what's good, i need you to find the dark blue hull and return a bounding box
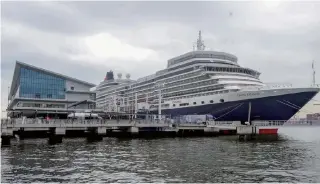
[152,91,318,121]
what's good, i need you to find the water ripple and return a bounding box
[2,127,320,183]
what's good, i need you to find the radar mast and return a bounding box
[196,30,206,51]
[312,60,316,86]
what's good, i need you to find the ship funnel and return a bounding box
[105,70,114,81]
[117,73,122,79]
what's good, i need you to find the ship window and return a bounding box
[71,86,74,90]
[201,101,205,104]
[193,102,196,105]
[220,99,224,103]
[210,100,213,103]
[180,103,189,107]
[173,104,176,107]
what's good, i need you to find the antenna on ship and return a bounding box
[196,30,206,51]
[312,60,316,87]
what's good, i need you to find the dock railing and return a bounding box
[252,120,320,126]
[2,117,319,129]
[1,114,174,128]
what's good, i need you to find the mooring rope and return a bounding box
[276,100,314,114]
[214,103,244,120]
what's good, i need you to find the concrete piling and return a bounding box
[128,127,139,136]
[86,127,106,142]
[1,125,13,147]
[48,127,65,145]
[1,136,11,147]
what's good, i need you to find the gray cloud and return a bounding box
[1,1,320,117]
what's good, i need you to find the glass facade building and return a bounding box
[19,67,66,99]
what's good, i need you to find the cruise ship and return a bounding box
[95,31,320,122]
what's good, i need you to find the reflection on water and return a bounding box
[2,127,320,183]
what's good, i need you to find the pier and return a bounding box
[2,115,313,146]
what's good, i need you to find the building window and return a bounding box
[47,94,52,98]
[90,94,95,100]
[22,103,32,107]
[35,93,41,98]
[71,86,74,90]
[19,67,66,99]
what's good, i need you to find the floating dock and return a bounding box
[0,117,287,147]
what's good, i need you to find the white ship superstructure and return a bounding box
[95,31,320,122]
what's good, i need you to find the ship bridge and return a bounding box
[167,50,239,68]
[166,31,238,69]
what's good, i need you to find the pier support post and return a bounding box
[48,127,65,145]
[17,128,25,140]
[239,134,256,141]
[48,135,63,144]
[177,129,184,137]
[129,127,139,137]
[1,126,13,147]
[204,127,216,136]
[239,135,245,141]
[86,127,106,142]
[1,136,11,147]
[237,125,256,141]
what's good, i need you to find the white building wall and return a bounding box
[68,104,93,109]
[15,87,19,98]
[66,93,92,102]
[295,101,320,118]
[65,80,92,91]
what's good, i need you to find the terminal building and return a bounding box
[7,61,97,118]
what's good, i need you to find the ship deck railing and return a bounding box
[239,83,293,91]
[240,83,320,91]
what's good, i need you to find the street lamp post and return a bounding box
[7,86,10,109]
[134,93,138,119]
[158,88,161,119]
[155,83,165,120]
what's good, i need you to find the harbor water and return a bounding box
[2,126,320,183]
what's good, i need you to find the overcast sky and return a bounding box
[1,1,320,117]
